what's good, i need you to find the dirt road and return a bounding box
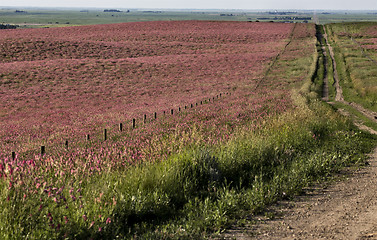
[248,147,377,240]
[250,26,377,240]
[220,26,377,240]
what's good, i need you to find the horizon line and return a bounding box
[1,6,377,11]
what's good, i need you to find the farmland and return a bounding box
[0,8,317,28]
[1,20,376,239]
[0,21,294,160]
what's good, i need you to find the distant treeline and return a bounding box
[267,11,298,15]
[104,9,123,13]
[0,24,19,29]
[257,17,312,21]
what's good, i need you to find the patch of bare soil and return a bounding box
[249,147,377,240]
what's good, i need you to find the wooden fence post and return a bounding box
[179,107,181,112]
[104,129,107,141]
[41,146,45,156]
[86,134,90,141]
[132,119,136,129]
[154,112,157,119]
[171,109,174,115]
[119,123,123,132]
[65,140,69,149]
[12,152,15,160]
[144,114,147,124]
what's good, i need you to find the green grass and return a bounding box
[326,23,377,112]
[317,12,377,24]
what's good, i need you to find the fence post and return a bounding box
[132,119,136,129]
[144,114,147,124]
[119,123,123,132]
[191,104,193,108]
[178,107,181,112]
[154,112,157,119]
[104,129,107,141]
[65,140,69,149]
[86,134,90,141]
[12,152,15,160]
[41,146,45,156]
[171,109,173,115]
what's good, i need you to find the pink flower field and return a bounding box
[0,21,317,237]
[0,21,296,157]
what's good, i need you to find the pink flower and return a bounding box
[106,217,111,224]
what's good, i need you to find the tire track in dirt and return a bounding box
[321,45,329,102]
[324,29,344,103]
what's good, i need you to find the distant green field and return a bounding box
[317,12,377,24]
[1,8,376,28]
[0,8,316,28]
